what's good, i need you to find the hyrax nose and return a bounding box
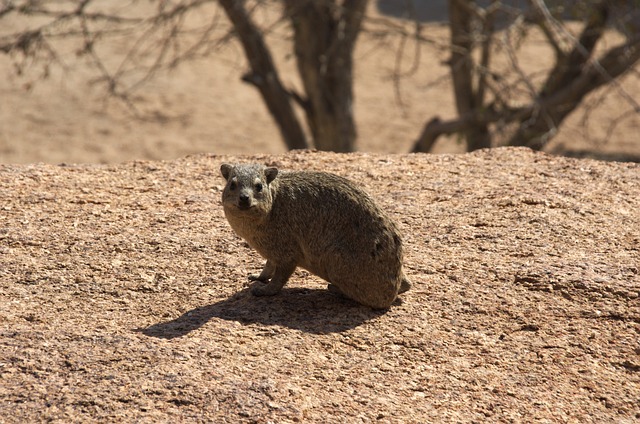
[238,193,250,207]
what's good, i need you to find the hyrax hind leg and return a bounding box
[327,283,347,298]
[251,261,296,297]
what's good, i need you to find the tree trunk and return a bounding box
[448,0,491,151]
[219,0,308,150]
[284,0,367,152]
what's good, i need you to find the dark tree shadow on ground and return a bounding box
[377,0,448,22]
[376,0,526,23]
[139,287,387,339]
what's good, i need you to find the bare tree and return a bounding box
[218,0,367,152]
[2,1,638,155]
[218,0,308,150]
[412,0,640,153]
[282,0,367,152]
[0,0,367,152]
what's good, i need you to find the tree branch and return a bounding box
[539,0,608,98]
[529,0,564,59]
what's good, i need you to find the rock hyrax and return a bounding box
[220,163,411,309]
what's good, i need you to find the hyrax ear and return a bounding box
[220,163,233,180]
[264,167,278,184]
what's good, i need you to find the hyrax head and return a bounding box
[220,163,279,215]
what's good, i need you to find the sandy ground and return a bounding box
[0,3,639,164]
[1,147,639,422]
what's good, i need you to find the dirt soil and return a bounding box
[1,147,639,422]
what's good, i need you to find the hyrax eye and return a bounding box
[255,182,263,192]
[229,180,237,191]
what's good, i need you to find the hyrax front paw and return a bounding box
[249,261,276,282]
[248,274,268,282]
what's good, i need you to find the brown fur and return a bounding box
[220,163,411,309]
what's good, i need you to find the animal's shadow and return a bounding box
[139,287,387,339]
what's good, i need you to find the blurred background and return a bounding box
[1,0,639,164]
